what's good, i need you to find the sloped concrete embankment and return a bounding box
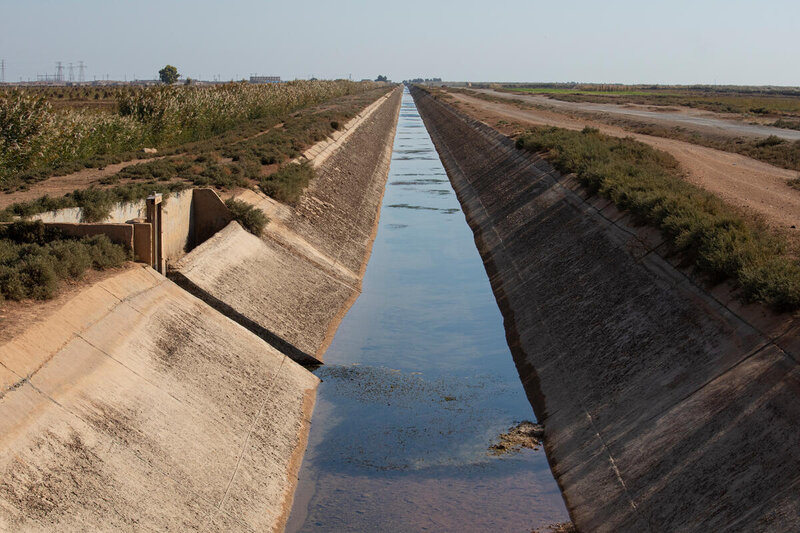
[0,266,318,531]
[411,86,800,532]
[174,88,403,364]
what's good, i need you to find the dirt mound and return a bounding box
[489,421,544,455]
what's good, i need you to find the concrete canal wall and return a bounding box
[411,86,800,532]
[0,265,319,531]
[0,87,403,531]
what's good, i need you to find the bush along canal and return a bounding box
[286,87,569,532]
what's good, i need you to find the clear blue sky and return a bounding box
[1,0,798,85]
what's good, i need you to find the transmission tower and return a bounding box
[68,62,75,82]
[78,61,86,83]
[0,60,5,83]
[55,61,64,83]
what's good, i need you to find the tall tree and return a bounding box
[159,65,180,84]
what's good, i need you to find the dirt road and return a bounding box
[448,91,800,234]
[472,89,800,141]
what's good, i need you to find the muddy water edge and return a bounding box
[285,87,569,532]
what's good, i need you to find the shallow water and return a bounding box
[286,88,568,532]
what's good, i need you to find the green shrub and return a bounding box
[516,126,800,311]
[259,161,314,204]
[20,255,59,299]
[0,221,129,303]
[755,135,785,148]
[0,265,26,300]
[224,199,269,236]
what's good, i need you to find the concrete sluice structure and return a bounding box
[411,86,800,532]
[0,87,403,531]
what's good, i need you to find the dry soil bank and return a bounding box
[412,86,800,532]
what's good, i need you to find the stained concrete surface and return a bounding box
[0,266,319,531]
[412,86,800,532]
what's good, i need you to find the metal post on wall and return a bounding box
[146,193,165,274]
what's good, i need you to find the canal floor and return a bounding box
[286,88,568,532]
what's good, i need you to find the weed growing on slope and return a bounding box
[259,162,314,205]
[225,199,269,236]
[516,126,800,311]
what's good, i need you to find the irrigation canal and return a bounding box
[286,87,569,531]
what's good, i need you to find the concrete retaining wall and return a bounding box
[29,188,232,268]
[411,86,800,532]
[34,200,147,225]
[0,265,319,531]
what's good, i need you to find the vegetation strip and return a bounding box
[515,126,800,310]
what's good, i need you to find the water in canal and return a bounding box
[286,88,568,532]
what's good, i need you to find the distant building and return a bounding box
[249,76,281,84]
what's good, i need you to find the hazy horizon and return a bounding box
[2,0,798,86]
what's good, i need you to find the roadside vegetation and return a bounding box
[515,126,800,311]
[0,80,378,192]
[602,120,800,172]
[0,221,128,303]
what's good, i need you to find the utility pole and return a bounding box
[78,61,86,82]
